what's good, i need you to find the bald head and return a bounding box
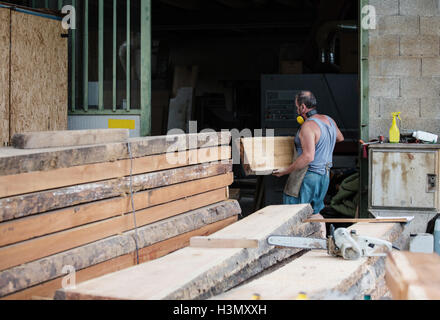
[295,91,317,110]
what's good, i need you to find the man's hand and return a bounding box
[272,169,288,177]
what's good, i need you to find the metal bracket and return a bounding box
[427,174,437,193]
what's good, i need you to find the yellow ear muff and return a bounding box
[297,116,305,125]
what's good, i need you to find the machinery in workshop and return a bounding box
[260,73,359,207]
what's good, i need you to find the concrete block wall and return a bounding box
[369,0,440,139]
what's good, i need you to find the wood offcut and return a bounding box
[240,137,294,175]
[190,237,259,248]
[385,251,440,300]
[11,129,130,149]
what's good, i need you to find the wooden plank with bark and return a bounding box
[0,146,230,199]
[0,173,233,247]
[0,161,232,223]
[0,200,241,298]
[11,129,130,149]
[190,237,259,248]
[385,251,440,300]
[55,204,320,300]
[0,131,231,176]
[0,188,229,272]
[213,223,405,300]
[3,216,238,300]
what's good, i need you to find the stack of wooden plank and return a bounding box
[0,131,240,300]
[55,204,320,300]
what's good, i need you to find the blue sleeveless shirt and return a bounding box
[295,116,337,175]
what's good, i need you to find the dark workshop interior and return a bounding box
[6,0,362,219]
[149,0,361,217]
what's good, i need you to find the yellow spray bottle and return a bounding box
[389,112,402,143]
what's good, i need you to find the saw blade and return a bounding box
[267,236,327,250]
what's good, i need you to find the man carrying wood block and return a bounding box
[273,91,344,238]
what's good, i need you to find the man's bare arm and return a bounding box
[273,123,316,177]
[330,118,344,143]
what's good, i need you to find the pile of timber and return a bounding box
[0,130,240,300]
[213,222,404,300]
[55,204,321,300]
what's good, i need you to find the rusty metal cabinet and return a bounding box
[369,144,440,215]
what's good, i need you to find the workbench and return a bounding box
[368,143,440,249]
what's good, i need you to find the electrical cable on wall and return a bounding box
[127,142,140,265]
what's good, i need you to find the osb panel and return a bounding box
[0,9,10,146]
[10,11,67,137]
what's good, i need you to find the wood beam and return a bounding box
[0,131,231,176]
[0,173,233,247]
[190,237,259,248]
[55,204,320,300]
[0,188,228,272]
[0,200,241,298]
[11,129,129,149]
[2,216,238,300]
[386,251,440,300]
[0,146,231,199]
[0,161,232,223]
[240,137,294,175]
[214,223,405,300]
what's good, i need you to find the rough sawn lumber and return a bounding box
[3,216,239,300]
[240,137,294,175]
[11,129,130,149]
[0,188,229,272]
[0,173,233,247]
[385,251,440,300]
[0,161,232,223]
[189,237,259,248]
[0,146,230,198]
[55,204,319,300]
[0,131,231,176]
[213,222,404,300]
[0,200,241,298]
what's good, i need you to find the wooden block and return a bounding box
[0,161,232,223]
[0,131,231,176]
[240,137,294,176]
[0,188,229,272]
[0,200,241,298]
[0,146,231,198]
[214,223,405,300]
[11,129,130,149]
[385,251,440,300]
[2,216,238,300]
[0,173,233,247]
[55,204,319,300]
[190,237,259,248]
